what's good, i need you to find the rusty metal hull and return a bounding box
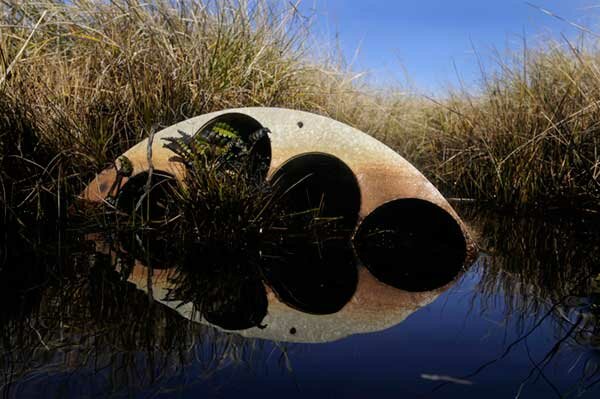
[81,107,475,252]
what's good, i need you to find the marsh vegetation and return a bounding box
[1,1,600,397]
[0,0,599,223]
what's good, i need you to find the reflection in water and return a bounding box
[127,259,447,344]
[260,236,358,315]
[116,229,178,270]
[464,209,600,349]
[0,230,48,330]
[0,222,462,397]
[0,230,271,398]
[112,195,469,333]
[117,224,453,343]
[467,211,600,303]
[438,208,600,396]
[5,208,600,398]
[167,243,268,330]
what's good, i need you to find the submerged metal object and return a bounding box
[81,107,475,253]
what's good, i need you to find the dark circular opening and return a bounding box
[116,170,177,221]
[197,113,272,180]
[354,199,467,292]
[271,153,361,231]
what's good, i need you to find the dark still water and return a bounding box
[1,210,600,398]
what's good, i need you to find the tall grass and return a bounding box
[0,0,355,222]
[0,0,599,220]
[415,44,600,212]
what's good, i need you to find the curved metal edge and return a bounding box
[79,107,477,258]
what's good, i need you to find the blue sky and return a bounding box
[298,0,600,92]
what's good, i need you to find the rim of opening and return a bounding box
[191,112,272,180]
[353,197,468,292]
[270,152,362,232]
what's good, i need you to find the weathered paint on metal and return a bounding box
[81,107,475,254]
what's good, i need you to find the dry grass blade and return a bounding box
[0,10,46,87]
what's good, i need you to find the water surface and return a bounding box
[1,210,599,398]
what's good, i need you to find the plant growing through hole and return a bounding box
[164,121,350,243]
[163,121,278,243]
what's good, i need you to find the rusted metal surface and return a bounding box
[122,261,451,343]
[81,107,475,253]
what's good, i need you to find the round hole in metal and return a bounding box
[195,112,272,180]
[271,153,361,231]
[115,170,177,221]
[354,199,466,292]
